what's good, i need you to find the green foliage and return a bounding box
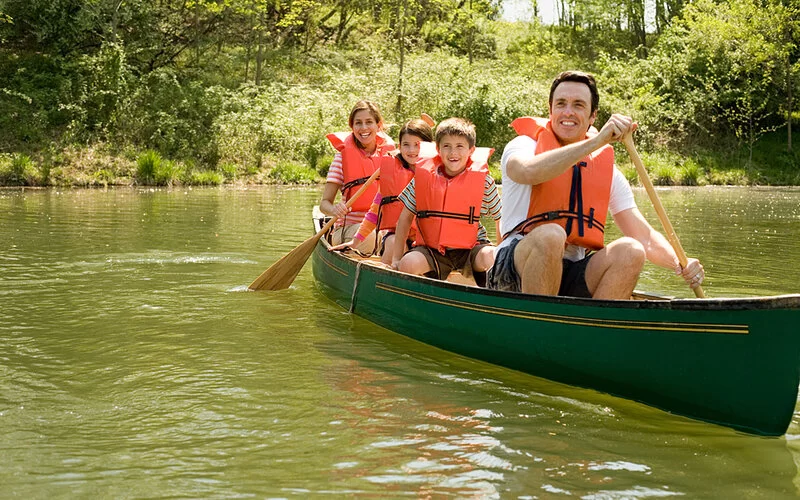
[488,162,502,184]
[219,162,238,181]
[185,170,224,186]
[268,161,319,184]
[0,154,35,185]
[136,150,161,184]
[619,163,640,186]
[117,69,224,165]
[679,160,701,186]
[0,0,797,187]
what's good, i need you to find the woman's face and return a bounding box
[399,133,424,166]
[350,110,380,150]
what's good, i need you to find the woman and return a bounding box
[319,100,395,250]
[330,117,435,264]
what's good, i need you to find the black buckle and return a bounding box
[542,211,561,221]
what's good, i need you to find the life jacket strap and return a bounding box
[509,209,604,238]
[341,175,370,193]
[416,206,480,225]
[379,195,400,206]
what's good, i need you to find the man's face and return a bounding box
[549,81,597,145]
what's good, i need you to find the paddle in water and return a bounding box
[248,168,381,291]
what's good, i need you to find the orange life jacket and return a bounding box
[326,131,395,213]
[377,141,437,239]
[509,117,614,250]
[414,147,493,254]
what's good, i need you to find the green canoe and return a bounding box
[311,225,800,436]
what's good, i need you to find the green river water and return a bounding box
[2,186,800,498]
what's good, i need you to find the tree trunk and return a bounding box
[467,0,473,65]
[395,0,408,114]
[255,13,264,86]
[788,67,793,153]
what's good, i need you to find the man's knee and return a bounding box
[616,237,646,269]
[529,224,567,252]
[514,224,566,268]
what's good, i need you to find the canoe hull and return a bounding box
[312,240,800,436]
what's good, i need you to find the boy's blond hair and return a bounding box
[435,118,476,148]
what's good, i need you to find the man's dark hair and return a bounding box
[549,71,599,114]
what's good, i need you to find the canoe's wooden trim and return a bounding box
[317,249,349,276]
[375,282,750,335]
[316,233,800,312]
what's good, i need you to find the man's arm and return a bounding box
[507,115,634,186]
[613,207,704,289]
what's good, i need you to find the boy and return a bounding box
[391,118,501,287]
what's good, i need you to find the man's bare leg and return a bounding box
[513,224,567,295]
[585,236,646,299]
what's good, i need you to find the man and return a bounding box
[487,70,704,299]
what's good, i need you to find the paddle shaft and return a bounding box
[317,167,381,236]
[621,135,705,298]
[248,168,380,291]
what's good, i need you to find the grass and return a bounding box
[268,161,319,184]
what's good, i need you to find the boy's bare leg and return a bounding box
[472,246,496,272]
[381,234,407,266]
[398,251,433,276]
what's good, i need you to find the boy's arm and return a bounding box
[391,208,414,269]
[483,176,502,244]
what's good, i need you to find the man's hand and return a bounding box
[676,258,705,290]
[599,114,636,144]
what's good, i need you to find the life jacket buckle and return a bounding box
[543,211,561,221]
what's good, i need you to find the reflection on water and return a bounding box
[1,186,800,497]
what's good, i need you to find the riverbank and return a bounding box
[2,137,797,188]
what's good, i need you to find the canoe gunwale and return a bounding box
[318,237,800,312]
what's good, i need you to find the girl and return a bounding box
[330,117,435,265]
[319,100,395,250]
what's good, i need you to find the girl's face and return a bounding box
[350,110,380,150]
[399,133,424,166]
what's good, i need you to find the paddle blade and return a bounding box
[248,234,322,291]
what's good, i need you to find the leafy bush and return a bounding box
[0,154,37,185]
[136,150,161,184]
[679,160,701,186]
[185,170,224,186]
[268,161,319,184]
[117,69,224,166]
[652,163,678,186]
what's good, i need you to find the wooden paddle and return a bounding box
[621,134,705,298]
[248,169,381,291]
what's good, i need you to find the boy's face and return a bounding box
[437,134,475,176]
